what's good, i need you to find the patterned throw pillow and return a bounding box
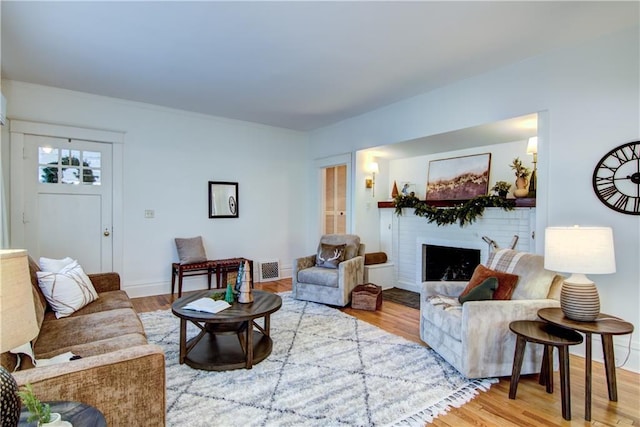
[459,264,519,300]
[316,244,346,269]
[36,260,98,318]
[39,256,74,273]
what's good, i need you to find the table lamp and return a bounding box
[1,249,40,427]
[544,226,616,322]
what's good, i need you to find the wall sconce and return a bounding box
[366,161,379,197]
[527,136,538,197]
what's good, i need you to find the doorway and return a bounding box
[315,153,352,236]
[10,120,124,273]
[323,164,347,234]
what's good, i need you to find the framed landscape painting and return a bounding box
[426,153,491,201]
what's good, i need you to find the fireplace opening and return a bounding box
[423,244,480,281]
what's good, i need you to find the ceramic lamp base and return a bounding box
[0,365,21,427]
[560,282,600,322]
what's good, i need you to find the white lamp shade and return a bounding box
[0,249,39,352]
[544,226,616,275]
[368,162,379,174]
[527,137,538,154]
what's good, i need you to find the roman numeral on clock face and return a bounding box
[613,194,629,210]
[595,175,614,184]
[598,185,618,200]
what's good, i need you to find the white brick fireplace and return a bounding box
[385,207,536,292]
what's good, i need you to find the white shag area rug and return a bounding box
[140,292,495,426]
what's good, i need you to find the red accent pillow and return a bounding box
[460,264,519,300]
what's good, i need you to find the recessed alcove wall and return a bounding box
[354,113,538,255]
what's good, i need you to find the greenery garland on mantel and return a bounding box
[393,194,515,227]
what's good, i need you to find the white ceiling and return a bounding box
[1,1,638,132]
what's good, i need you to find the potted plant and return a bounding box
[491,181,512,198]
[510,157,531,198]
[17,384,69,426]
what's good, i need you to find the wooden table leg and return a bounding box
[585,332,592,421]
[509,335,527,399]
[558,345,572,420]
[601,334,618,401]
[179,318,186,364]
[540,344,554,393]
[171,265,177,295]
[246,320,254,369]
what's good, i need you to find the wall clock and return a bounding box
[592,141,640,215]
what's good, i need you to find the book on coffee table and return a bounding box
[182,298,231,314]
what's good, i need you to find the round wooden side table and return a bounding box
[508,320,583,421]
[538,307,634,421]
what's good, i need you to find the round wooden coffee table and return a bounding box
[172,290,282,371]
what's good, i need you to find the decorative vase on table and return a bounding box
[237,260,253,303]
[40,412,72,427]
[514,177,529,198]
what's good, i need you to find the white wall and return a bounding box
[310,27,640,372]
[2,80,309,296]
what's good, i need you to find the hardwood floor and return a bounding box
[131,278,639,426]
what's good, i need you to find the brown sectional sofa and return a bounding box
[0,257,165,426]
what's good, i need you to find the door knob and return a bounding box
[103,229,110,237]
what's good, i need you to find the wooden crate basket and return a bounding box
[351,283,382,311]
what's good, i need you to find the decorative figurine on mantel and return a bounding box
[237,260,253,303]
[391,181,399,198]
[510,157,531,198]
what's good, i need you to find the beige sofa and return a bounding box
[0,257,165,426]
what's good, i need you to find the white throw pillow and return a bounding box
[39,256,74,273]
[36,260,99,318]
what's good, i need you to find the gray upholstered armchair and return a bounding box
[420,249,563,379]
[292,234,365,307]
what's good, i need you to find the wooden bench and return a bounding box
[171,258,254,298]
[171,261,216,298]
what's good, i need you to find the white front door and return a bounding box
[22,135,113,272]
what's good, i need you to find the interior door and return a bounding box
[323,164,347,234]
[22,135,113,272]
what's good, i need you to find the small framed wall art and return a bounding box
[426,153,491,201]
[208,181,239,218]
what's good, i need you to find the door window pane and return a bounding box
[38,146,101,185]
[39,166,59,183]
[83,151,101,168]
[38,147,58,164]
[61,167,80,184]
[83,169,101,185]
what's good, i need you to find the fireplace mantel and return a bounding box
[377,198,536,208]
